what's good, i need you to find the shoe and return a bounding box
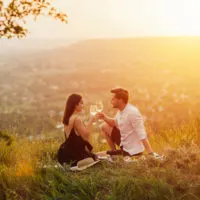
[123,156,137,163]
[106,149,122,155]
[97,155,114,163]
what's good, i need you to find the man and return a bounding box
[98,88,158,157]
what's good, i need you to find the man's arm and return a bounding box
[141,138,153,154]
[98,112,116,127]
[129,111,153,154]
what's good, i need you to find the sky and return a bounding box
[2,0,200,39]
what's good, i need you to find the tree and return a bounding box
[0,0,67,38]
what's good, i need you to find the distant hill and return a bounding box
[0,38,79,56]
[1,37,200,134]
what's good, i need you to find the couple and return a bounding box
[58,88,158,168]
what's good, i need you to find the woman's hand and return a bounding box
[88,114,96,124]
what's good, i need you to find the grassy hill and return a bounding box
[0,37,200,199]
[0,123,200,200]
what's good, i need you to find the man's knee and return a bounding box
[99,122,108,132]
[99,123,112,136]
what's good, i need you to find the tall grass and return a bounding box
[0,119,200,200]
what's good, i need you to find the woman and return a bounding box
[57,94,97,166]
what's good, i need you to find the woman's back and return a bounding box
[65,127,87,154]
[64,114,80,139]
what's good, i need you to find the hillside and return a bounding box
[1,37,200,199]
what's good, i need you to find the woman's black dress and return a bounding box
[57,128,95,166]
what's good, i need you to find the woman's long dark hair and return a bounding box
[62,94,82,125]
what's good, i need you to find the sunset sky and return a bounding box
[3,0,200,39]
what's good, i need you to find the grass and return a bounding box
[1,36,200,200]
[0,119,200,200]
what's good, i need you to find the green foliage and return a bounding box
[0,130,14,146]
[108,178,176,200]
[0,121,200,199]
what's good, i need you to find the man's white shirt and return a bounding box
[115,104,147,155]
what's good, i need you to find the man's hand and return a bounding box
[96,112,116,127]
[148,152,162,159]
[97,112,105,120]
[141,139,153,154]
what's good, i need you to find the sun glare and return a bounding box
[107,0,200,36]
[167,0,200,36]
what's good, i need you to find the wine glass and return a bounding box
[96,101,103,122]
[96,101,103,112]
[90,105,97,124]
[90,105,97,115]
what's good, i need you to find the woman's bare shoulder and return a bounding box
[70,114,83,125]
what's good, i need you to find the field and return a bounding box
[0,37,200,199]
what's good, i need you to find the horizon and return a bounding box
[1,35,200,54]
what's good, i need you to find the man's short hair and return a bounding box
[110,87,129,104]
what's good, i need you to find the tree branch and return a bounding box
[0,0,68,38]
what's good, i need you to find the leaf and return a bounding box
[0,0,68,38]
